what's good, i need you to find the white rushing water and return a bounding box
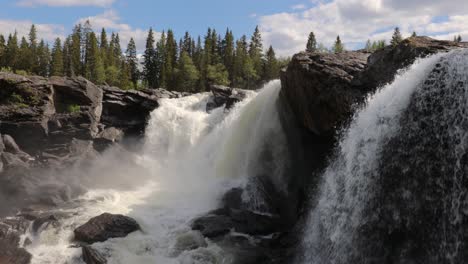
[300,53,447,263]
[25,80,287,264]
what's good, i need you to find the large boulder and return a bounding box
[206,85,247,112]
[74,213,140,244]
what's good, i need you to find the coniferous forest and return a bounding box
[0,21,289,92]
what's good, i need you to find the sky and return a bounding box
[0,0,467,56]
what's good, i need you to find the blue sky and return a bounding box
[0,0,467,56]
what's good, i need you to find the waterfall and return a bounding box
[26,80,289,264]
[300,49,468,264]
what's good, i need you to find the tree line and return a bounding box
[0,22,288,91]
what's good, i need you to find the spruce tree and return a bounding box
[412,31,417,37]
[332,35,344,53]
[85,32,105,84]
[391,27,403,47]
[36,40,50,76]
[71,24,82,76]
[29,25,39,74]
[165,29,178,89]
[143,28,157,87]
[126,38,139,89]
[263,45,279,81]
[63,37,72,77]
[17,37,32,72]
[119,60,131,90]
[175,51,199,92]
[306,32,317,52]
[223,29,235,83]
[108,33,116,68]
[457,35,463,43]
[365,39,372,52]
[100,28,109,67]
[5,32,19,71]
[0,35,5,68]
[248,26,263,85]
[51,38,64,76]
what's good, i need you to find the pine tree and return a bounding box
[306,32,317,52]
[17,36,32,72]
[51,38,64,76]
[248,26,263,85]
[119,60,131,90]
[263,45,279,81]
[143,28,157,87]
[391,27,403,47]
[155,31,167,88]
[36,40,50,76]
[5,32,19,71]
[63,37,72,77]
[126,38,139,89]
[29,25,39,74]
[85,32,105,84]
[108,32,116,68]
[457,35,463,43]
[165,29,178,89]
[0,34,5,68]
[71,24,82,76]
[100,28,109,67]
[332,35,344,53]
[223,29,235,83]
[175,51,199,92]
[113,33,122,64]
[411,31,417,37]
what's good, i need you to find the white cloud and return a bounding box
[0,19,65,44]
[292,4,307,10]
[17,0,114,7]
[77,10,158,52]
[259,0,468,56]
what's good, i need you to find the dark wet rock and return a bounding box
[74,213,140,244]
[31,215,59,233]
[0,219,32,264]
[192,208,282,238]
[206,85,247,112]
[221,188,244,210]
[93,127,124,152]
[82,245,107,264]
[1,152,29,169]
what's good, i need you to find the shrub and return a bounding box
[67,104,81,113]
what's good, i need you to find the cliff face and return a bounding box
[280,37,466,139]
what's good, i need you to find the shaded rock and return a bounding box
[356,36,468,92]
[1,152,29,169]
[74,213,140,244]
[93,127,124,152]
[0,221,32,264]
[221,188,244,210]
[207,85,247,112]
[3,134,21,154]
[100,86,161,135]
[192,208,282,238]
[31,215,59,233]
[82,245,107,264]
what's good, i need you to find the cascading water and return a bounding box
[24,80,289,264]
[300,49,468,264]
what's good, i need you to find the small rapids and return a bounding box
[25,80,289,264]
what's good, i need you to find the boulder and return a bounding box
[0,220,32,264]
[207,85,247,112]
[94,127,124,152]
[82,245,107,264]
[191,208,282,238]
[0,134,5,153]
[2,134,21,154]
[74,213,140,244]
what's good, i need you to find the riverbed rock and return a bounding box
[206,85,247,112]
[191,208,282,238]
[0,219,32,264]
[82,245,107,264]
[74,213,140,244]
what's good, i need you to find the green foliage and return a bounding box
[306,32,317,52]
[175,52,199,92]
[9,92,24,104]
[207,63,230,86]
[105,66,120,87]
[66,104,80,113]
[391,27,403,47]
[332,35,345,53]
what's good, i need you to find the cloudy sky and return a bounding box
[0,0,467,56]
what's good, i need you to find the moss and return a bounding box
[9,92,24,104]
[66,104,81,113]
[15,103,29,109]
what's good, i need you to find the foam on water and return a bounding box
[26,80,286,264]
